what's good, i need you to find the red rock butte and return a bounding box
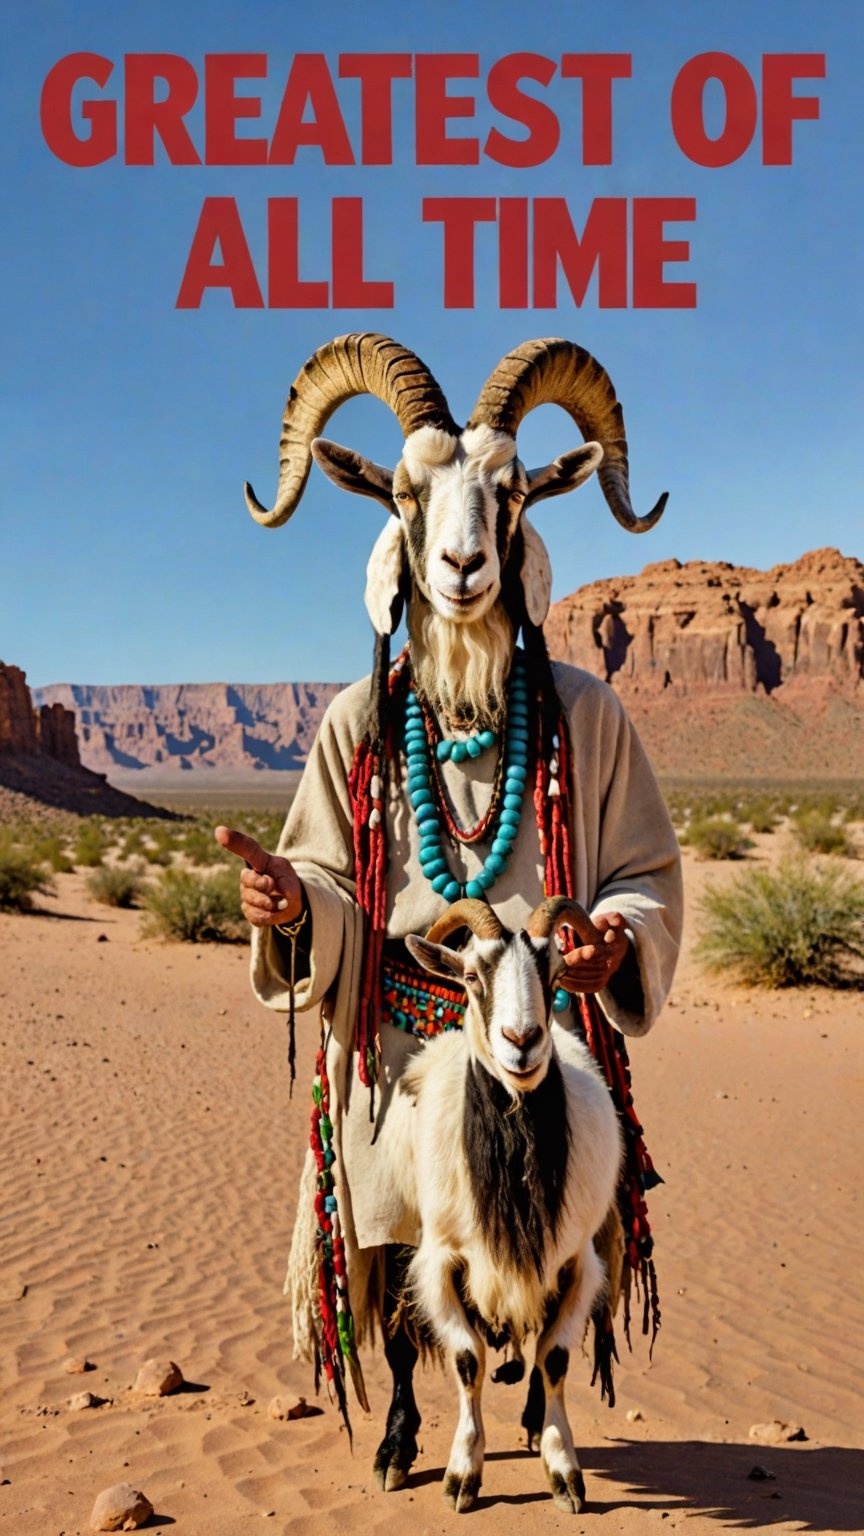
[544,548,863,778]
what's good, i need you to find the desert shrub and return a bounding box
[29,833,74,872]
[696,857,864,987]
[141,841,173,866]
[746,799,779,834]
[0,837,55,911]
[74,821,110,867]
[180,823,232,866]
[86,862,146,908]
[119,825,147,860]
[792,810,854,857]
[682,817,752,860]
[141,867,245,943]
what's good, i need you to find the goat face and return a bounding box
[311,424,604,629]
[406,927,560,1094]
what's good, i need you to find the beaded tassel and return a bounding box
[535,698,662,1365]
[310,1030,369,1438]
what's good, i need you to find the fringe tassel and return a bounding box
[591,1304,620,1407]
[528,616,661,1400]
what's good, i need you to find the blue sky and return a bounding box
[1,0,860,687]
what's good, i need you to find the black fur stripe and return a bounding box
[463,1056,570,1279]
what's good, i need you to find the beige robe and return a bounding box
[251,661,683,1340]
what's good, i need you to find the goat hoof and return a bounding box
[372,1440,417,1493]
[547,1468,587,1514]
[443,1470,481,1513]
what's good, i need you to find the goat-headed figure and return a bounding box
[244,333,666,731]
[397,897,623,1514]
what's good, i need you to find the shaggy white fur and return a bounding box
[407,595,515,728]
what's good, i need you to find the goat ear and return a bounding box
[520,515,553,626]
[312,437,395,512]
[365,519,407,636]
[405,934,466,983]
[525,442,604,506]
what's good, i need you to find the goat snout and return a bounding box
[441,548,487,576]
[501,1023,542,1050]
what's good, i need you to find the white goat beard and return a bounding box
[408,597,515,729]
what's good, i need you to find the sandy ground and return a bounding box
[1,832,863,1536]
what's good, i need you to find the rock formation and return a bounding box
[0,664,39,754]
[0,663,173,820]
[1,663,80,764]
[544,548,863,779]
[544,548,863,697]
[33,681,344,776]
[24,550,864,785]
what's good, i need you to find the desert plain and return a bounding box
[1,808,863,1536]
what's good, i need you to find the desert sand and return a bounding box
[1,832,863,1535]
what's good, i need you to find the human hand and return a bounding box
[214,826,304,929]
[556,911,630,996]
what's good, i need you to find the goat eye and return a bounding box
[394,491,412,504]
[508,490,525,505]
[463,971,478,985]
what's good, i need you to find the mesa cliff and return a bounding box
[0,663,172,820]
[32,682,345,777]
[544,547,863,778]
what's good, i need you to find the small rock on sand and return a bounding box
[90,1482,153,1531]
[749,1420,807,1444]
[626,1408,645,1422]
[69,1391,98,1410]
[268,1395,319,1421]
[65,1357,94,1375]
[134,1358,184,1396]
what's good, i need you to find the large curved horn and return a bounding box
[467,338,667,533]
[245,333,460,527]
[425,899,506,946]
[526,897,603,946]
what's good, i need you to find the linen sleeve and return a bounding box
[590,693,683,1038]
[250,687,362,1015]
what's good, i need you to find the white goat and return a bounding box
[395,896,623,1514]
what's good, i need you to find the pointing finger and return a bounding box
[215,826,270,873]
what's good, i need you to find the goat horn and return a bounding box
[424,899,506,946]
[467,338,667,533]
[525,897,603,946]
[245,333,460,527]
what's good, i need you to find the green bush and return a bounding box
[141,867,245,943]
[142,841,174,866]
[30,833,74,872]
[696,857,864,987]
[180,823,232,866]
[744,800,779,834]
[0,838,55,911]
[682,817,752,860]
[86,862,146,908]
[119,825,147,860]
[792,810,854,857]
[74,822,110,867]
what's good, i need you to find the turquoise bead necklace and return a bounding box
[404,652,531,904]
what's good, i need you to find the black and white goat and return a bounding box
[388,896,623,1514]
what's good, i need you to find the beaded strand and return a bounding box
[404,652,531,903]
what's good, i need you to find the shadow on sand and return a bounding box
[582,1438,864,1531]
[402,1440,863,1527]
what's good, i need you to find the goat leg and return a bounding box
[412,1245,487,1512]
[534,1245,606,1513]
[373,1246,422,1492]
